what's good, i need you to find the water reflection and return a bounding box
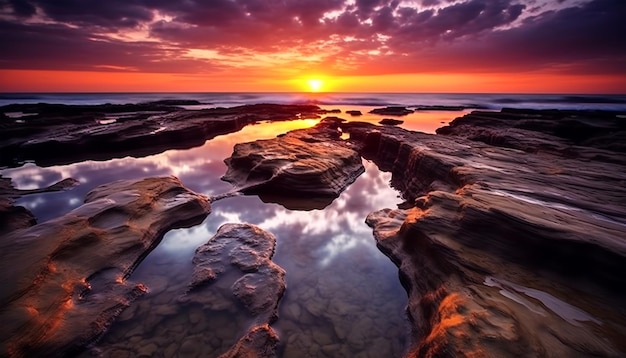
[1,116,412,357]
[328,105,467,134]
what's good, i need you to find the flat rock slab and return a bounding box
[342,110,626,356]
[0,176,210,357]
[369,106,414,116]
[0,103,323,167]
[187,223,286,358]
[222,118,365,210]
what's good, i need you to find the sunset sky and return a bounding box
[0,0,624,93]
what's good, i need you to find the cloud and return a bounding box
[0,0,624,79]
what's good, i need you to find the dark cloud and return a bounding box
[20,0,154,28]
[5,0,36,17]
[0,0,624,79]
[0,20,220,72]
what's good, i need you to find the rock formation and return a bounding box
[222,118,365,210]
[436,108,626,159]
[369,106,414,116]
[187,223,286,358]
[342,109,626,357]
[379,118,404,126]
[0,176,210,357]
[2,103,626,357]
[0,103,323,167]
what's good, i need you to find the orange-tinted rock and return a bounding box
[0,176,210,357]
[222,118,364,209]
[343,113,626,357]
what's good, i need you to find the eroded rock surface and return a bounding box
[0,103,323,167]
[0,176,210,357]
[437,108,626,160]
[342,110,626,357]
[222,118,365,209]
[187,223,286,358]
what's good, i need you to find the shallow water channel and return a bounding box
[1,111,460,357]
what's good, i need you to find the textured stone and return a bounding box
[219,324,279,358]
[222,118,364,209]
[187,223,286,357]
[0,103,323,167]
[341,111,626,357]
[0,176,210,357]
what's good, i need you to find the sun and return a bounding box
[307,78,324,92]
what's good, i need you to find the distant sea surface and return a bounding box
[1,92,626,111]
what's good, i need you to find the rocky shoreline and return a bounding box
[1,103,625,357]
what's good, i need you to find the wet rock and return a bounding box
[187,223,286,357]
[369,106,413,116]
[437,108,626,160]
[411,104,486,111]
[0,103,323,167]
[379,118,404,126]
[341,115,626,357]
[222,118,364,210]
[220,324,279,358]
[0,176,210,357]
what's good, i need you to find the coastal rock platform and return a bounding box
[0,103,324,167]
[0,176,210,357]
[222,118,365,210]
[1,104,625,357]
[343,109,626,356]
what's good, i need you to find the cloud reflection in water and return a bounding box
[1,118,409,357]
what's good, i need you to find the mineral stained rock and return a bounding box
[222,118,365,210]
[188,223,286,358]
[0,103,323,167]
[0,176,210,357]
[342,110,626,357]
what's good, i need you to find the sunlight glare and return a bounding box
[307,79,323,92]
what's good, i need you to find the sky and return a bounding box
[0,0,624,93]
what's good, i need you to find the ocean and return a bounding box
[1,92,626,111]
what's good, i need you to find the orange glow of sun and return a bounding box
[307,79,324,92]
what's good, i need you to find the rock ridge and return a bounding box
[0,103,324,167]
[222,117,365,210]
[0,176,210,357]
[341,111,626,357]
